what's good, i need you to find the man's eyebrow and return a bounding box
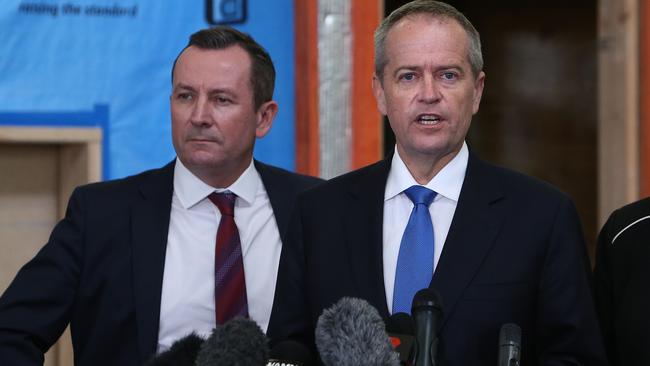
[207,88,235,95]
[394,65,421,73]
[434,65,463,72]
[172,83,195,91]
[392,64,465,76]
[172,84,235,95]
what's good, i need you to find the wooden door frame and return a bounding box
[598,0,646,225]
[0,126,101,365]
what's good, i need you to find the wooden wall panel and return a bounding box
[598,0,640,223]
[641,0,650,197]
[0,126,101,366]
[294,0,320,176]
[351,0,382,169]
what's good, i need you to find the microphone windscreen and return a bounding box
[268,340,313,366]
[315,297,400,366]
[195,317,269,366]
[499,323,521,346]
[144,333,204,366]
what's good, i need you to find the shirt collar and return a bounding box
[384,141,469,202]
[173,158,259,209]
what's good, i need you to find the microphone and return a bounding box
[411,288,443,366]
[314,297,400,366]
[267,340,314,366]
[497,323,521,366]
[195,317,269,366]
[144,333,204,366]
[385,312,416,365]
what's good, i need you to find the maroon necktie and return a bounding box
[208,192,248,324]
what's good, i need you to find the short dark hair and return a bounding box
[171,26,275,109]
[374,0,483,80]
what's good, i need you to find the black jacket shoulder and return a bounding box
[254,160,324,192]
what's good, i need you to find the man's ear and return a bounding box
[372,74,387,116]
[255,100,278,138]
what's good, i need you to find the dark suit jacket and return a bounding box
[594,197,650,366]
[0,160,322,366]
[268,152,608,365]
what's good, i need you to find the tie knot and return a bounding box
[404,185,436,206]
[209,192,236,216]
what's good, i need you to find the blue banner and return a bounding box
[0,0,295,179]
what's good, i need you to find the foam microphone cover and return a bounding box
[195,317,269,366]
[315,297,400,366]
[144,333,204,366]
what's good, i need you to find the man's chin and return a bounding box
[180,154,225,170]
[399,142,461,161]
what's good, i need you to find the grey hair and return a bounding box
[374,0,483,80]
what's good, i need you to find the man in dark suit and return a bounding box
[0,27,321,365]
[594,197,650,365]
[268,1,607,364]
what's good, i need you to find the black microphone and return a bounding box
[314,297,400,366]
[497,323,521,366]
[267,340,314,366]
[144,333,204,366]
[385,312,416,365]
[195,317,269,366]
[411,288,443,366]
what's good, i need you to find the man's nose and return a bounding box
[190,95,211,126]
[419,75,442,103]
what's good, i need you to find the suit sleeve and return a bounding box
[267,195,317,355]
[0,187,85,365]
[536,196,609,365]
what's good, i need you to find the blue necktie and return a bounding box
[393,185,437,314]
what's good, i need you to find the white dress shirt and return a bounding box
[157,158,281,352]
[383,142,469,313]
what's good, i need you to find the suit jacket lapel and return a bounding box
[254,160,291,243]
[344,158,393,318]
[131,161,174,362]
[431,153,505,329]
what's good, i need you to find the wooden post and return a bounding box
[351,0,382,169]
[598,0,640,224]
[640,0,650,197]
[294,0,320,176]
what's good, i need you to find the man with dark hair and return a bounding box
[594,197,650,365]
[268,1,607,364]
[172,27,275,110]
[0,26,322,365]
